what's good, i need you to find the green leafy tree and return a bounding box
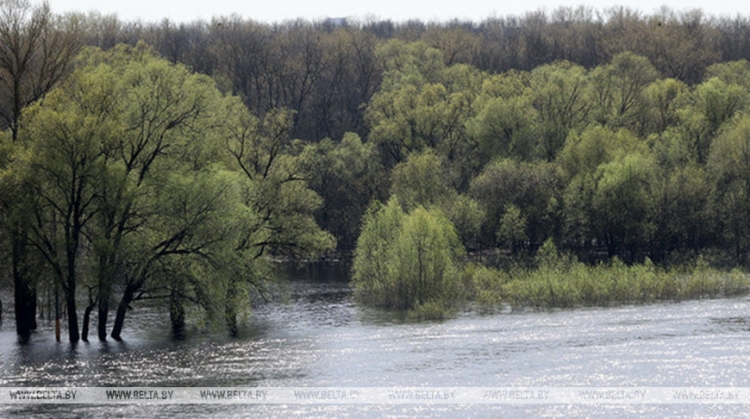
[497,204,527,253]
[469,94,539,163]
[470,159,560,253]
[365,40,480,181]
[17,43,334,341]
[643,78,688,134]
[559,125,646,180]
[222,105,336,331]
[390,149,453,211]
[708,115,750,264]
[591,152,657,262]
[0,128,43,336]
[704,60,750,89]
[589,52,658,134]
[530,61,591,161]
[443,194,485,252]
[648,130,712,259]
[352,198,465,314]
[676,77,748,163]
[299,133,386,251]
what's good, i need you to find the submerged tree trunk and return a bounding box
[65,264,79,343]
[225,281,239,337]
[13,279,36,336]
[97,272,112,341]
[111,285,135,341]
[81,288,96,342]
[81,303,94,342]
[97,301,109,341]
[12,230,36,336]
[170,287,186,339]
[225,299,238,338]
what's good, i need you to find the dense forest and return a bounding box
[4,0,750,338]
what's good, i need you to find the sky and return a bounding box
[44,0,748,23]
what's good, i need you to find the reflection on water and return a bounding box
[1,262,750,417]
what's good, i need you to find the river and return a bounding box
[1,263,750,417]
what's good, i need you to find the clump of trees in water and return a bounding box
[6,0,750,336]
[1,42,335,342]
[352,198,465,318]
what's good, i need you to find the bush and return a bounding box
[352,198,466,312]
[472,244,750,308]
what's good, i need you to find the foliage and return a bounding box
[472,245,749,308]
[8,43,334,340]
[9,7,750,333]
[352,198,465,317]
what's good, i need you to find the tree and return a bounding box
[558,125,646,181]
[0,0,84,141]
[72,43,240,341]
[591,152,656,262]
[676,77,748,164]
[469,94,539,163]
[421,25,479,65]
[390,149,453,211]
[222,104,336,331]
[497,204,527,253]
[470,159,561,253]
[707,115,750,264]
[530,61,591,161]
[589,52,658,134]
[0,127,41,336]
[0,0,84,339]
[20,60,114,342]
[299,133,385,251]
[352,198,464,313]
[443,193,484,252]
[643,78,687,134]
[365,40,479,173]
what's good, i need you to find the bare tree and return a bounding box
[0,0,84,141]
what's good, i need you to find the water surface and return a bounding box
[1,265,750,417]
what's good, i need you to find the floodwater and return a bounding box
[1,263,750,417]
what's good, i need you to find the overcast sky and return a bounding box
[45,0,747,23]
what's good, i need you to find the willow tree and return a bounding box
[20,43,334,341]
[352,198,464,315]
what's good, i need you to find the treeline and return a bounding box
[69,6,750,139]
[38,5,750,252]
[337,43,750,268]
[5,5,750,142]
[4,0,750,338]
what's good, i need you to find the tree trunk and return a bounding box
[66,281,79,342]
[110,286,134,341]
[12,230,36,336]
[97,275,111,341]
[225,302,238,338]
[170,287,185,339]
[13,280,36,336]
[65,234,80,342]
[225,282,239,337]
[97,301,109,341]
[81,303,94,342]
